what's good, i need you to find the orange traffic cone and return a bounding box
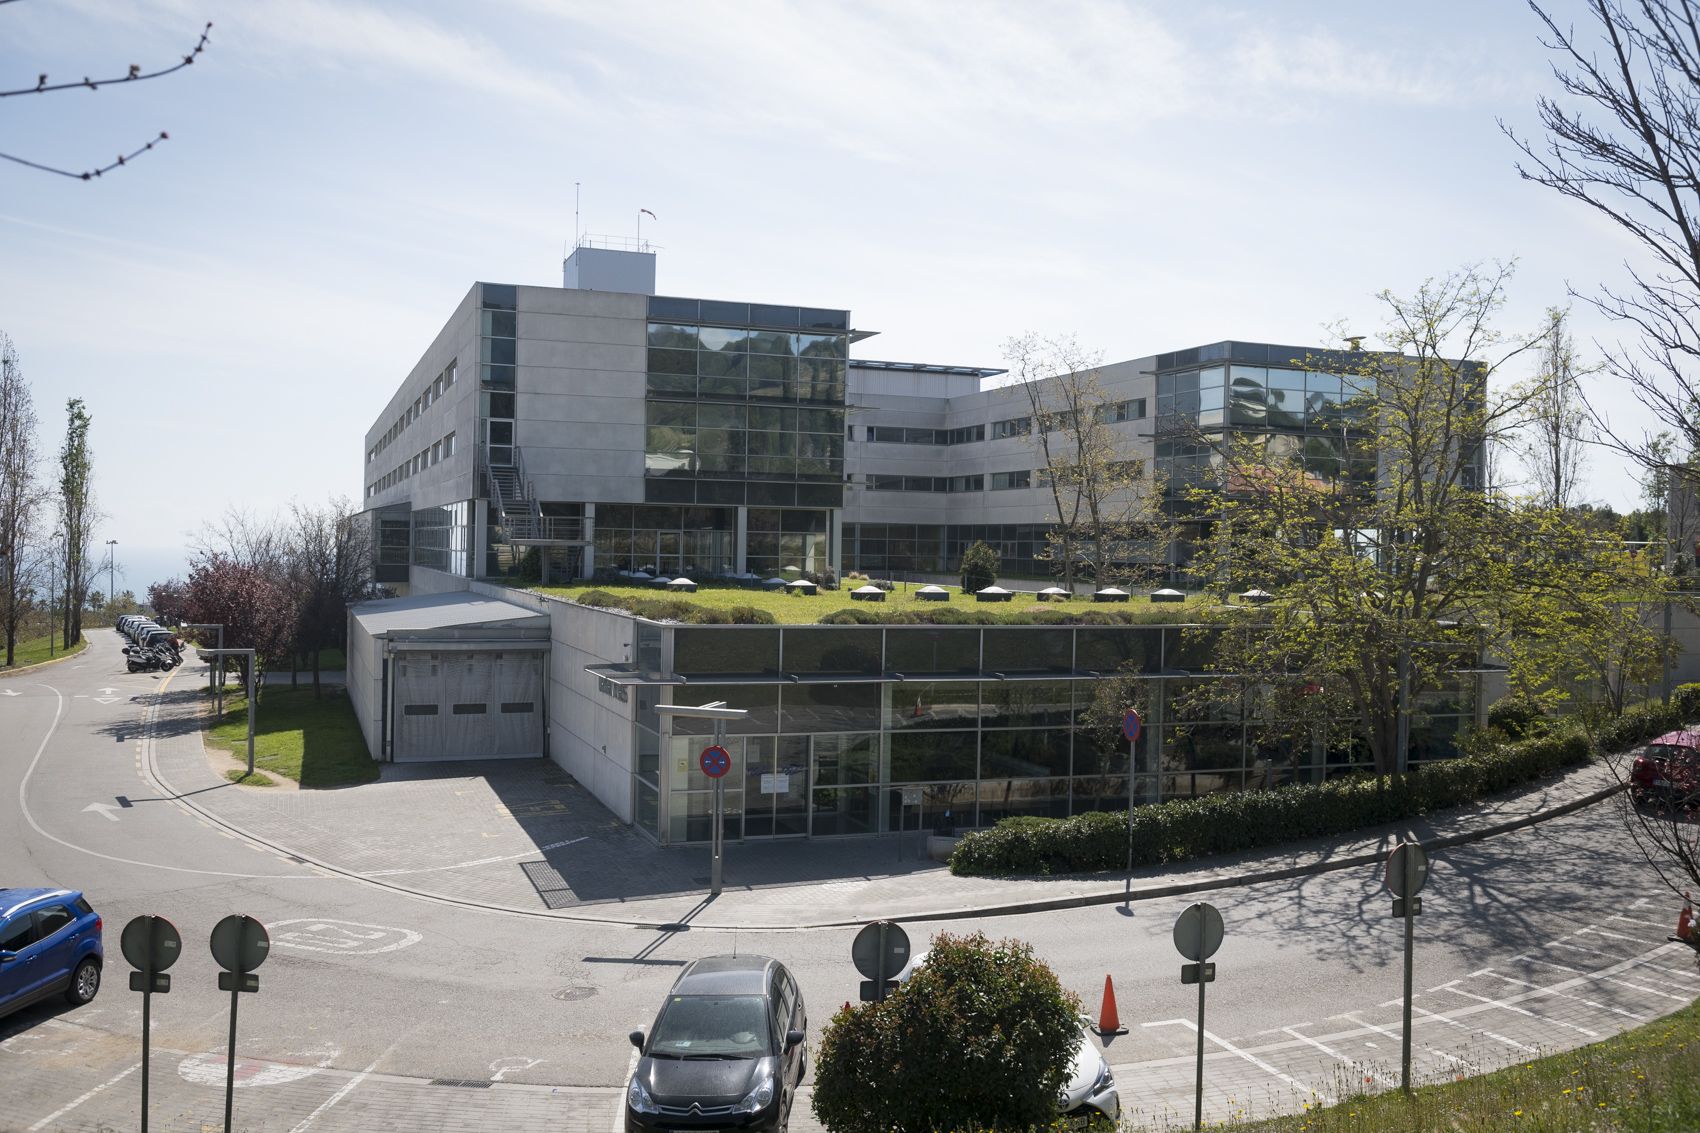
[1679,892,1695,941]
[1097,975,1128,1035]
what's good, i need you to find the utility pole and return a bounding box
[105,539,118,607]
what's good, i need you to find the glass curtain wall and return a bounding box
[639,623,1481,844]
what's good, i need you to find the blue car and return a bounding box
[0,888,104,1019]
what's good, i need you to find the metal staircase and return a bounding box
[480,445,587,552]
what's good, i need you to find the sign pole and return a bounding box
[711,720,724,898]
[1194,918,1207,1133]
[1401,882,1414,1094]
[875,922,889,1002]
[140,967,152,1133]
[224,966,241,1133]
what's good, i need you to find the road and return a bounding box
[2,631,1696,1131]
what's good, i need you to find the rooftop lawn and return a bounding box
[530,581,1214,625]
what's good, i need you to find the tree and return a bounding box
[1003,334,1172,588]
[0,333,40,665]
[0,20,211,182]
[55,399,96,649]
[1517,308,1592,508]
[811,932,1081,1133]
[1506,1,1700,483]
[181,553,293,692]
[284,496,372,695]
[958,539,1000,594]
[147,577,189,625]
[1175,265,1627,776]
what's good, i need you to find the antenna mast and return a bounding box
[574,182,581,248]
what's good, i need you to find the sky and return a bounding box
[0,0,1673,597]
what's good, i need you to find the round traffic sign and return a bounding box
[699,744,732,779]
[120,914,182,973]
[1122,708,1144,743]
[1172,902,1224,962]
[209,914,270,973]
[1385,842,1430,898]
[851,920,911,981]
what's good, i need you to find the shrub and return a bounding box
[959,540,1000,593]
[566,590,774,624]
[950,720,1599,877]
[811,933,1081,1133]
[1486,696,1545,739]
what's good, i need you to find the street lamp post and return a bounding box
[47,536,60,658]
[654,700,749,898]
[105,539,118,608]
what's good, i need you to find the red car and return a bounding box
[1631,730,1700,810]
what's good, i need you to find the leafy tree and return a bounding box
[181,553,293,692]
[0,333,40,665]
[55,399,96,648]
[958,539,1000,593]
[146,577,188,625]
[285,496,372,695]
[1175,266,1644,775]
[1004,333,1172,587]
[1516,307,1592,508]
[811,932,1081,1133]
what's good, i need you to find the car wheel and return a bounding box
[65,959,100,1005]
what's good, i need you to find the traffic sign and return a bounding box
[121,915,182,974]
[1386,842,1430,898]
[1173,902,1224,962]
[1180,962,1216,985]
[699,744,731,779]
[1122,708,1144,742]
[851,921,911,983]
[209,915,270,974]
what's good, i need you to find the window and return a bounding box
[500,702,535,714]
[1099,398,1146,423]
[0,914,36,952]
[34,905,73,939]
[991,470,1032,490]
[452,703,487,715]
[992,417,1030,439]
[444,432,455,456]
[431,441,441,465]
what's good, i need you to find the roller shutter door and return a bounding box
[391,650,544,761]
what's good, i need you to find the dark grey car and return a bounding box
[625,955,807,1133]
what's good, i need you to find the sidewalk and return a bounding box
[143,663,1627,931]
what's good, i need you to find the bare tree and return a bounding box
[0,334,41,664]
[0,19,211,181]
[1002,334,1171,589]
[1518,307,1593,509]
[1506,1,1700,475]
[285,497,372,696]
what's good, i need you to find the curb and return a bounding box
[0,639,90,678]
[139,662,1628,931]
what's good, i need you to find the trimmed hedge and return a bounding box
[949,684,1700,877]
[570,590,777,625]
[817,604,1199,627]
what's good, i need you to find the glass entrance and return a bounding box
[743,735,811,837]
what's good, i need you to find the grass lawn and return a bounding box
[1229,989,1700,1133]
[223,768,276,787]
[532,581,1213,625]
[0,633,87,671]
[206,686,378,788]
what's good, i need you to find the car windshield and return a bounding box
[1646,744,1700,761]
[648,994,770,1059]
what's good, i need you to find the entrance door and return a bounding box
[742,736,810,838]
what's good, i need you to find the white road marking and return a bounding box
[1576,926,1643,943]
[1281,1025,1395,1086]
[1145,1018,1328,1102]
[1481,970,1645,1022]
[490,1056,543,1082]
[614,1019,644,1133]
[1436,984,1600,1038]
[1512,955,1687,1003]
[178,1051,330,1088]
[269,919,422,955]
[2,688,16,696]
[82,802,120,822]
[1547,939,1610,957]
[286,1045,396,1133]
[26,1061,140,1131]
[1410,1005,1537,1053]
[364,836,590,877]
[1342,1012,1476,1070]
[1608,914,1671,930]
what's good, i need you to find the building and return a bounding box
[351,245,1484,842]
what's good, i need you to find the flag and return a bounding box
[640,208,657,220]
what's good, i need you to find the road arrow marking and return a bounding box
[2,689,16,696]
[93,697,119,704]
[82,802,120,822]
[96,687,118,696]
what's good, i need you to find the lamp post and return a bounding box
[105,539,118,608]
[48,534,61,658]
[653,700,749,897]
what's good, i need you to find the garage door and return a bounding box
[392,650,545,761]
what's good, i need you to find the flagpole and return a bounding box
[636,207,641,250]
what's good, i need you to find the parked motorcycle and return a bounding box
[123,643,179,673]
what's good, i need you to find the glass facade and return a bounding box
[628,623,1479,843]
[412,502,471,575]
[843,523,1054,577]
[644,297,848,511]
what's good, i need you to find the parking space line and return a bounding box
[288,1044,397,1133]
[1437,985,1600,1039]
[1511,957,1690,1003]
[1282,1026,1396,1086]
[1410,1005,1538,1053]
[26,1061,140,1132]
[1576,926,1646,943]
[1343,1013,1476,1071]
[1608,914,1674,930]
[1547,940,1610,957]
[1152,1019,1331,1103]
[1481,971,1646,1022]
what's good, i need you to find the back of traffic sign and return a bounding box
[1385,842,1430,899]
[121,914,182,973]
[209,914,270,974]
[851,920,911,982]
[1172,902,1224,962]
